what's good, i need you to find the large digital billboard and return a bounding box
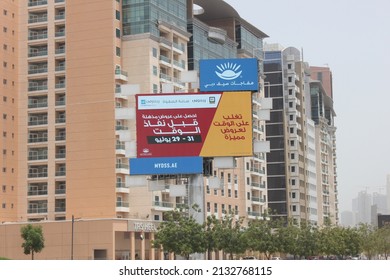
[136,91,253,158]
[199,58,259,92]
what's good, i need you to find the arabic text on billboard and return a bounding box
[199,58,259,92]
[136,92,253,158]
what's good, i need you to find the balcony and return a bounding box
[55,116,66,124]
[55,65,66,72]
[28,172,48,178]
[28,154,48,161]
[55,30,65,37]
[115,69,128,82]
[56,170,66,176]
[28,0,48,7]
[27,187,48,196]
[28,100,48,109]
[208,27,227,44]
[27,207,48,214]
[55,47,65,55]
[28,15,48,24]
[28,66,48,75]
[55,14,65,21]
[28,119,48,126]
[159,55,171,66]
[28,49,48,57]
[28,136,48,143]
[55,81,66,89]
[251,196,266,203]
[28,32,48,41]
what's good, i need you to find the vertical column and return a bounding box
[149,232,155,260]
[140,233,145,260]
[130,231,135,260]
[188,174,205,260]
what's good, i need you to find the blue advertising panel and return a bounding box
[199,58,259,92]
[129,157,203,175]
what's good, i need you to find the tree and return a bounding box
[20,224,45,260]
[212,214,247,260]
[244,217,278,259]
[357,223,378,259]
[375,225,390,259]
[276,219,300,259]
[152,208,206,259]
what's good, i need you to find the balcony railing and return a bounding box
[55,48,65,54]
[56,153,66,159]
[28,172,48,178]
[153,201,174,208]
[55,0,65,3]
[28,85,48,91]
[55,170,66,176]
[28,119,48,126]
[29,50,48,57]
[28,136,48,143]
[56,100,66,106]
[55,14,65,20]
[55,207,66,212]
[28,154,48,160]
[28,33,48,40]
[115,69,128,77]
[27,189,48,196]
[27,207,48,214]
[55,134,66,141]
[116,201,129,208]
[55,117,66,123]
[28,101,48,108]
[28,0,48,7]
[115,125,128,131]
[55,31,65,37]
[28,67,48,74]
[55,82,65,89]
[28,16,48,24]
[116,163,129,169]
[55,65,65,71]
[55,188,66,195]
[116,182,128,189]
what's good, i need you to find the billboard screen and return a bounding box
[129,156,203,175]
[199,58,259,92]
[136,92,253,158]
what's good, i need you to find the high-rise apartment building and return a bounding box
[263,44,338,225]
[1,0,269,260]
[309,66,338,225]
[1,0,18,223]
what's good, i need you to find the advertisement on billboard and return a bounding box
[199,58,259,92]
[136,91,253,158]
[129,156,203,175]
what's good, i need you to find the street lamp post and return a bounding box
[71,215,74,260]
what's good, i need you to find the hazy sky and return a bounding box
[224,0,390,212]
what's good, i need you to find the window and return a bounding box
[228,189,232,197]
[206,185,210,194]
[291,179,296,186]
[3,44,7,50]
[115,28,121,38]
[227,173,231,183]
[290,127,294,134]
[2,203,5,209]
[288,76,292,82]
[234,190,238,198]
[289,102,293,108]
[3,9,7,15]
[289,89,293,95]
[3,79,7,85]
[207,202,210,212]
[287,63,292,69]
[3,27,7,33]
[291,166,296,172]
[116,47,120,57]
[153,84,158,93]
[152,65,157,76]
[289,115,294,121]
[152,48,157,58]
[292,205,297,212]
[3,62,7,68]
[291,192,296,199]
[214,203,218,213]
[2,185,6,192]
[115,10,120,20]
[291,153,295,160]
[290,140,295,147]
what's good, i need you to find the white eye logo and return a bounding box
[142,148,149,153]
[215,63,242,80]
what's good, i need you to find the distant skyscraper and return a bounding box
[387,174,390,214]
